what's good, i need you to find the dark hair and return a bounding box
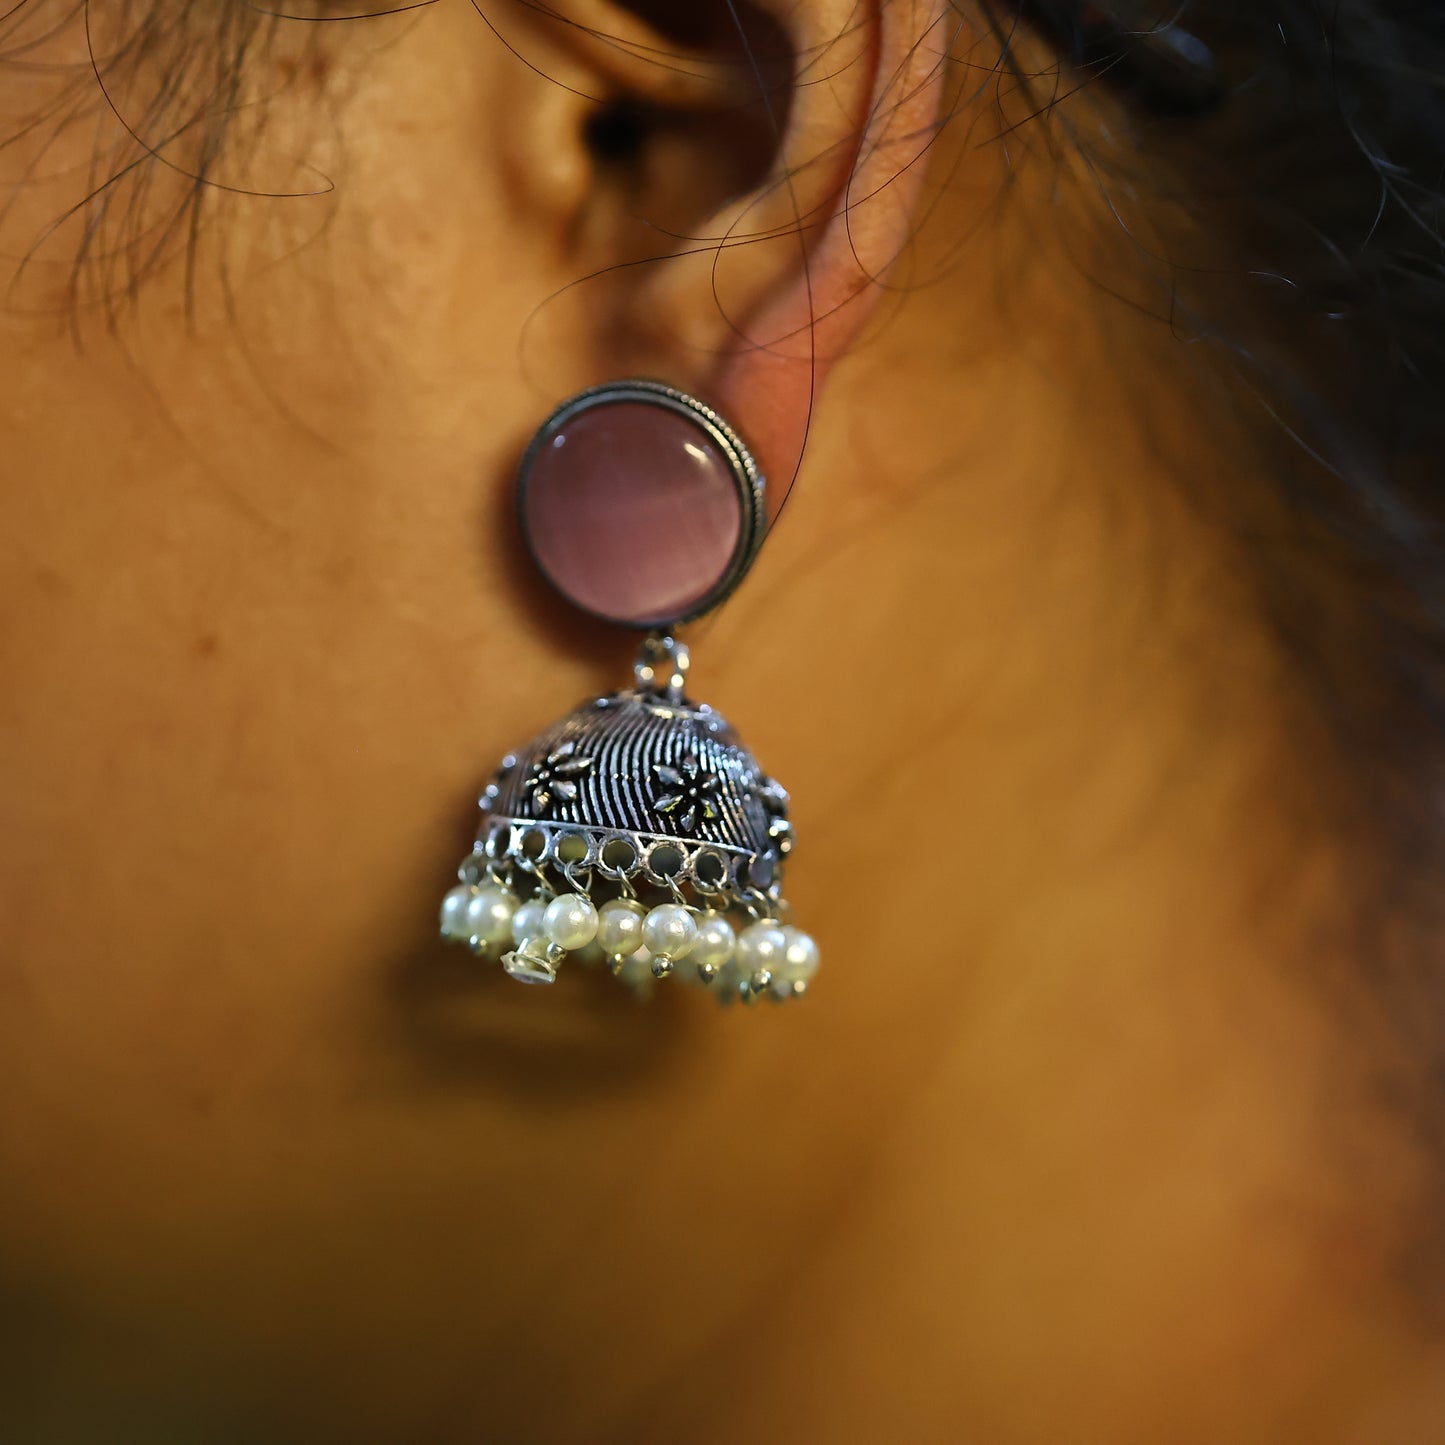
[990,3,1445,1099]
[1011,2,1445,767]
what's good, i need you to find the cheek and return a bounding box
[0,236,605,1270]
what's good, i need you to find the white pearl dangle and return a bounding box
[735,921,787,981]
[442,872,821,1003]
[773,926,820,997]
[542,893,599,951]
[510,897,548,946]
[439,883,518,952]
[596,899,646,967]
[639,903,697,978]
[689,911,736,983]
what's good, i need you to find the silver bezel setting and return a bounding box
[515,378,767,629]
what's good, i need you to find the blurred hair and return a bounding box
[998,2,1445,1086]
[1009,2,1445,799]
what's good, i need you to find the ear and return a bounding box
[491,0,956,505]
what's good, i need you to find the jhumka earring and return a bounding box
[437,381,818,1004]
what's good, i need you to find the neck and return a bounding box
[700,131,1432,1399]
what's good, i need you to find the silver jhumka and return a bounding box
[437,382,818,1003]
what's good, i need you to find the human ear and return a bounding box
[488,0,954,492]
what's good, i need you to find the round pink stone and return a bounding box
[520,400,746,627]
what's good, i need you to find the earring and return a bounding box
[437,380,819,1005]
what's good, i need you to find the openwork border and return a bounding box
[475,815,779,904]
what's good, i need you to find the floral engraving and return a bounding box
[653,755,722,831]
[523,741,593,815]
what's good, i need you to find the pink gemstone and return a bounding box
[520,400,746,627]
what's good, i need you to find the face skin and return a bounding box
[0,1,1441,1439]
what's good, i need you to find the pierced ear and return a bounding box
[499,0,953,496]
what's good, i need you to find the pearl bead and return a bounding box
[511,897,548,945]
[439,885,477,942]
[775,926,820,981]
[464,884,518,946]
[641,903,697,961]
[690,911,736,980]
[596,899,647,958]
[542,892,599,951]
[735,921,787,978]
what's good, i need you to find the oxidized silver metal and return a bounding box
[473,638,790,914]
[447,637,809,1003]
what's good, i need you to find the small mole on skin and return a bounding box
[194,633,222,660]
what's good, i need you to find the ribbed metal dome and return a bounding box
[476,687,792,906]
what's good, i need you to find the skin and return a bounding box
[0,1,1441,1439]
